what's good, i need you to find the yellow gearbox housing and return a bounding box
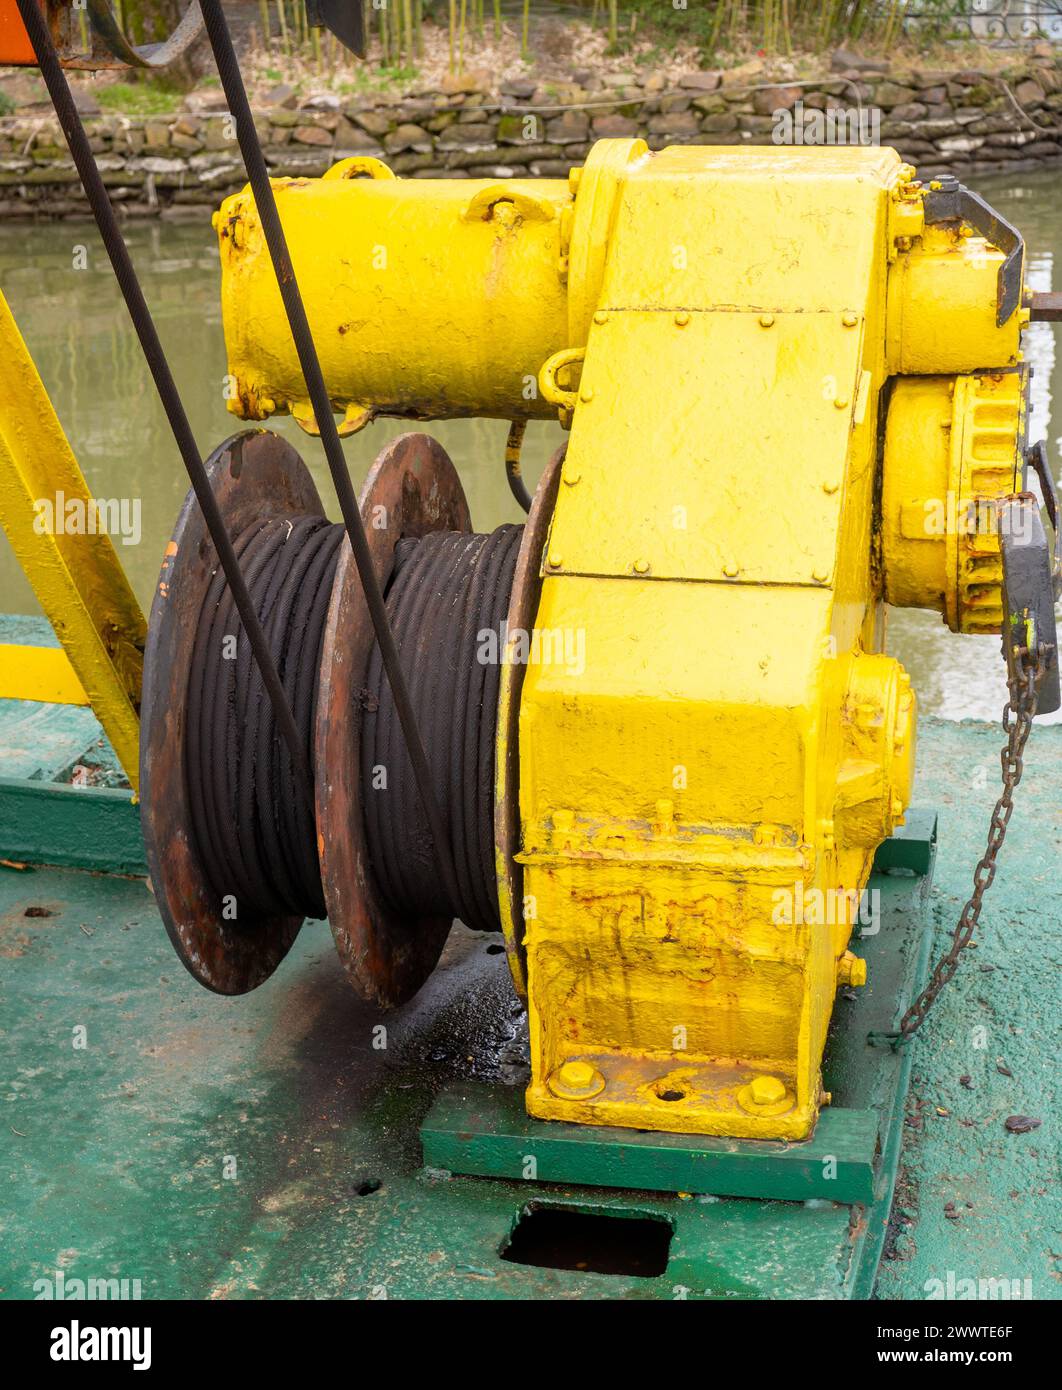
[215,141,1028,1141]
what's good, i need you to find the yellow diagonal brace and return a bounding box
[0,290,145,788]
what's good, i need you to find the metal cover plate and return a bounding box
[546,310,864,585]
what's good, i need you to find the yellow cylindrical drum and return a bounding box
[216,163,572,428]
[886,228,1024,376]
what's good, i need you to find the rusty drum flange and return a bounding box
[495,445,565,999]
[140,429,324,995]
[315,432,471,1008]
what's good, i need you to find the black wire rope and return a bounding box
[13,0,316,813]
[196,0,465,916]
[184,520,522,932]
[362,526,523,933]
[187,516,344,919]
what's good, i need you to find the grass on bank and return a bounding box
[96,81,183,116]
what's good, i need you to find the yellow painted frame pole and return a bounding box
[0,289,145,788]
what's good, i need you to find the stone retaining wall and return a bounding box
[2,53,1060,217]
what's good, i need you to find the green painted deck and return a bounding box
[0,684,1059,1299]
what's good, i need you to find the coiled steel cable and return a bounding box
[187,516,344,920]
[362,527,523,933]
[185,519,522,932]
[197,0,466,918]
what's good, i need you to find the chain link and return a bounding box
[887,643,1050,1045]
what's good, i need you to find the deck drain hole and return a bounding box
[486,943,505,955]
[657,1089,685,1102]
[355,1179,382,1197]
[500,1204,671,1278]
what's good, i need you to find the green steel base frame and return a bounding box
[3,696,1060,1300]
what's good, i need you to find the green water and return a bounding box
[0,168,1059,721]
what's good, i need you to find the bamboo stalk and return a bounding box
[707,0,728,53]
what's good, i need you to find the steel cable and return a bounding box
[196,0,465,917]
[187,516,344,920]
[13,0,316,812]
[362,526,523,933]
[185,519,522,934]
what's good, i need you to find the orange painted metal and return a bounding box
[0,0,39,65]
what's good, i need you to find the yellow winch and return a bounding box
[139,139,1055,1144]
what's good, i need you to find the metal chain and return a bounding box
[890,642,1050,1045]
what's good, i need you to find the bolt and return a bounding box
[813,567,828,583]
[593,310,608,326]
[842,311,858,328]
[834,397,849,410]
[580,386,594,403]
[559,1060,595,1090]
[675,311,690,327]
[749,1075,786,1106]
[547,552,563,569]
[563,470,581,486]
[633,557,650,574]
[759,313,775,328]
[838,953,868,988]
[548,1058,605,1100]
[723,559,739,578]
[823,480,839,495]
